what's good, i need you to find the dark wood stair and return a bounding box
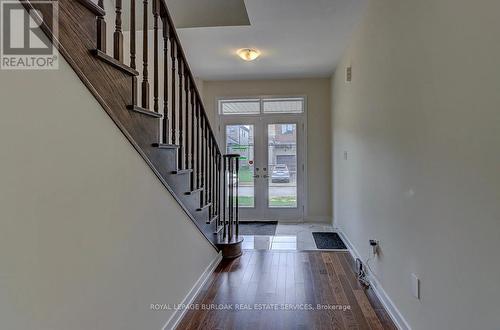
[22,0,232,250]
[91,49,139,76]
[185,187,203,195]
[207,215,219,224]
[171,169,193,175]
[216,232,244,259]
[126,105,163,118]
[197,202,212,211]
[153,143,179,149]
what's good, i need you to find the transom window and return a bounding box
[219,97,305,115]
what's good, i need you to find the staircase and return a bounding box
[22,0,242,256]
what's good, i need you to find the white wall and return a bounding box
[332,0,500,329]
[0,46,218,329]
[203,79,332,222]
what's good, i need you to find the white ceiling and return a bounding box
[114,0,249,30]
[173,0,368,80]
[167,0,250,28]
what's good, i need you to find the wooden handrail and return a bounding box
[159,0,221,154]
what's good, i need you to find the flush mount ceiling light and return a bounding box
[237,48,261,61]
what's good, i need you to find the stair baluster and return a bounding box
[222,156,226,238]
[97,0,106,52]
[235,158,239,236]
[200,116,206,205]
[141,0,149,109]
[113,0,123,61]
[178,58,184,169]
[217,154,221,228]
[212,149,216,222]
[152,0,159,113]
[209,139,213,220]
[196,101,201,190]
[228,156,233,239]
[130,0,137,106]
[130,0,136,69]
[170,40,176,144]
[190,86,196,190]
[184,66,190,172]
[204,117,209,207]
[162,17,169,143]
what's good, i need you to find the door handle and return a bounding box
[263,174,269,178]
[253,175,260,178]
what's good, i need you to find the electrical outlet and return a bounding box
[346,66,352,82]
[411,273,420,299]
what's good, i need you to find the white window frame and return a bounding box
[218,96,306,116]
[216,95,309,222]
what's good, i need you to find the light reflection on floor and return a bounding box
[239,223,344,251]
[241,235,298,250]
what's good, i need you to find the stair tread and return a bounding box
[185,187,204,195]
[206,214,219,224]
[127,105,162,118]
[171,168,193,175]
[197,202,212,211]
[153,143,180,149]
[92,49,139,76]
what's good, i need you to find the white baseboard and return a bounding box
[162,252,223,330]
[336,229,411,330]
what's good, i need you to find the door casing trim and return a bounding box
[216,95,308,222]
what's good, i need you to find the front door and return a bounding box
[221,99,306,221]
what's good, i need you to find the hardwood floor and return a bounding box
[177,251,396,330]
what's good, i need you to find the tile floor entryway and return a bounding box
[240,223,344,251]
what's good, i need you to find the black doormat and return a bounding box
[312,232,347,250]
[238,221,278,236]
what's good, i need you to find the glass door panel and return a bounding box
[223,117,304,221]
[267,124,298,208]
[225,124,255,208]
